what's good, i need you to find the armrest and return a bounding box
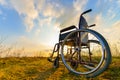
[60,25,77,33]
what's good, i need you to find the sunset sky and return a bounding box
[0,0,120,51]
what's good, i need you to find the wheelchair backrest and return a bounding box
[79,16,88,29]
[79,16,89,43]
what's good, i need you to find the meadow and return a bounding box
[0,56,120,80]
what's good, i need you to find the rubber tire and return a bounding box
[60,29,111,77]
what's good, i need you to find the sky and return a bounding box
[0,0,120,52]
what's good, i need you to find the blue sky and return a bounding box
[0,0,120,51]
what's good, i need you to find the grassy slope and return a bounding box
[0,57,120,80]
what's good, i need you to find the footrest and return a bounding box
[47,58,53,62]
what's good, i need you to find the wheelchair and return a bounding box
[48,9,111,78]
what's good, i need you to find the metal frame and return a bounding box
[48,9,111,77]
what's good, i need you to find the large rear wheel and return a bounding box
[61,29,111,77]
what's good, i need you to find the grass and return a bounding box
[0,57,120,80]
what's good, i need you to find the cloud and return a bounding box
[0,0,89,32]
[55,0,88,29]
[0,0,7,5]
[36,0,61,16]
[1,0,118,41]
[10,0,38,19]
[107,8,116,20]
[0,9,6,20]
[113,20,120,27]
[36,1,65,28]
[93,13,103,26]
[35,29,40,36]
[8,0,64,31]
[117,0,120,5]
[35,0,46,11]
[24,17,34,32]
[10,0,38,31]
[73,0,88,12]
[38,17,52,27]
[42,3,60,18]
[95,20,120,43]
[0,9,2,15]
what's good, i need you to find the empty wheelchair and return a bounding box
[48,9,111,78]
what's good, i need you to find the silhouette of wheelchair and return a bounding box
[48,9,111,78]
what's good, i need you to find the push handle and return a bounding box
[89,24,96,27]
[81,9,92,15]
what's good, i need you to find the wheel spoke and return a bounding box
[61,29,110,75]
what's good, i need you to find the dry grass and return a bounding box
[0,37,120,79]
[0,56,120,80]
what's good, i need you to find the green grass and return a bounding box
[0,57,120,80]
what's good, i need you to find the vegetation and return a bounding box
[0,57,120,80]
[0,37,120,79]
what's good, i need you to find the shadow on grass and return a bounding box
[100,65,120,80]
[35,68,56,80]
[96,57,120,80]
[60,72,83,80]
